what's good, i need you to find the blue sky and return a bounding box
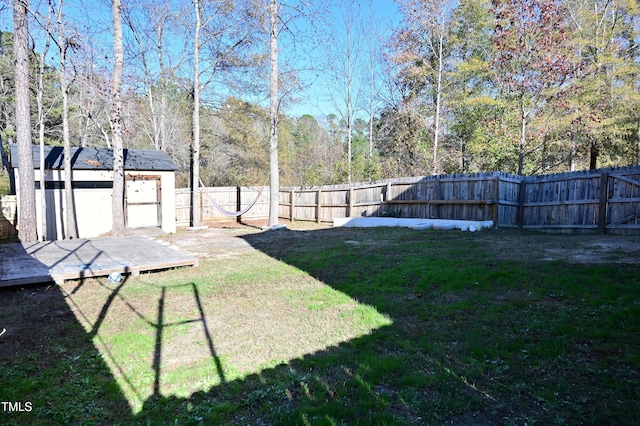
[285,1,401,119]
[0,0,401,119]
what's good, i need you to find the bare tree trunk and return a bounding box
[432,25,444,175]
[191,0,201,228]
[158,23,167,151]
[346,14,352,184]
[589,141,598,170]
[268,0,279,227]
[147,77,160,149]
[111,0,126,235]
[518,95,526,175]
[36,30,50,241]
[637,124,640,165]
[327,1,361,184]
[569,139,576,171]
[367,0,374,162]
[55,0,78,238]
[14,0,38,243]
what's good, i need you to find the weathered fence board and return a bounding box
[0,195,17,238]
[274,172,519,225]
[514,166,640,233]
[519,172,602,230]
[607,171,640,230]
[6,164,637,237]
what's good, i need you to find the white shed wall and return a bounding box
[36,188,113,240]
[18,168,176,240]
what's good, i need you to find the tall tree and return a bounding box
[268,0,279,227]
[111,0,126,235]
[191,0,202,227]
[365,0,385,165]
[13,0,37,242]
[260,0,329,189]
[187,0,258,227]
[35,16,51,241]
[490,0,574,175]
[321,0,365,183]
[564,0,640,169]
[447,0,494,173]
[123,1,178,152]
[52,0,79,238]
[342,1,356,183]
[394,0,457,175]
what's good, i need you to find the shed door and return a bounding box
[125,175,161,228]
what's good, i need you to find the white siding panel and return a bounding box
[35,190,64,240]
[75,189,112,237]
[36,189,112,240]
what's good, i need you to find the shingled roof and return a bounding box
[9,145,177,171]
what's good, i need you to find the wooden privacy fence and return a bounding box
[279,173,519,226]
[519,166,640,232]
[176,165,640,233]
[280,173,517,223]
[175,186,270,227]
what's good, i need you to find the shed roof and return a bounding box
[9,145,177,171]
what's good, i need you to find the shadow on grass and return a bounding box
[0,239,134,423]
[134,228,525,425]
[1,228,486,425]
[2,227,639,425]
[1,281,398,424]
[0,280,131,424]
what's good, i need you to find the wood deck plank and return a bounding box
[0,236,197,287]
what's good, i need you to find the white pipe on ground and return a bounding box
[333,217,494,232]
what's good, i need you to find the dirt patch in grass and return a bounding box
[472,229,640,264]
[155,221,333,259]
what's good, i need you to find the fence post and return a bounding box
[236,186,242,223]
[199,189,203,226]
[598,172,609,234]
[384,182,391,215]
[316,190,322,224]
[349,187,354,217]
[492,175,499,227]
[435,179,442,219]
[290,190,295,222]
[517,178,526,229]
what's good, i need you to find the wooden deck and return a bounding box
[0,235,198,287]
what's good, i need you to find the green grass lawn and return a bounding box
[1,227,639,425]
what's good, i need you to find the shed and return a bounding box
[9,145,177,240]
